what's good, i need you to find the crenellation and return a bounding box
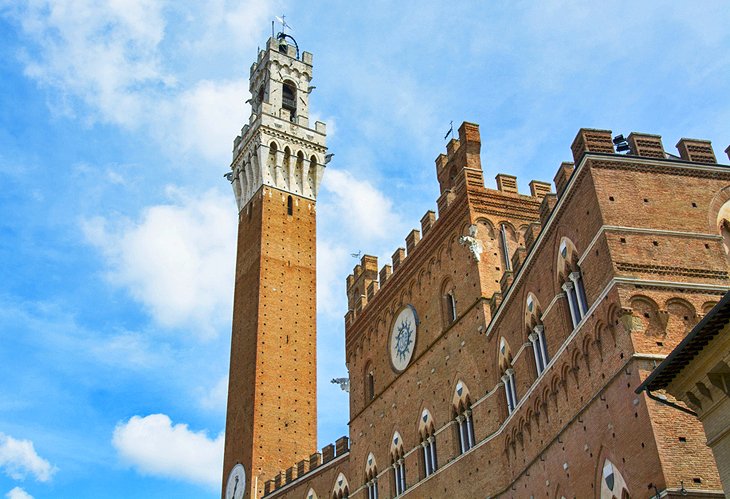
[676,137,717,164]
[405,229,421,254]
[321,443,335,464]
[499,269,515,295]
[553,161,575,197]
[420,210,436,235]
[511,246,527,273]
[335,436,350,456]
[627,132,665,159]
[570,127,614,163]
[366,280,378,301]
[496,173,519,194]
[391,247,406,272]
[525,222,541,250]
[539,192,557,225]
[529,179,552,199]
[379,264,392,286]
[489,291,503,317]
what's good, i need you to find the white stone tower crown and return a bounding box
[229,35,327,211]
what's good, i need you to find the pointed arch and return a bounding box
[452,380,476,454]
[332,472,349,499]
[306,488,318,499]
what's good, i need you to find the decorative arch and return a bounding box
[599,459,630,499]
[665,297,697,345]
[331,472,349,499]
[452,380,475,454]
[556,236,580,281]
[499,338,518,415]
[364,452,378,499]
[267,141,279,183]
[630,295,666,339]
[306,488,318,499]
[390,431,406,496]
[417,408,437,478]
[282,146,292,191]
[418,408,435,437]
[525,292,549,376]
[557,237,589,329]
[293,150,305,195]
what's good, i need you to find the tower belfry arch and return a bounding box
[222,32,327,499]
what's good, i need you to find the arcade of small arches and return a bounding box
[231,140,323,210]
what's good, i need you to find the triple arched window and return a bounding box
[390,432,406,496]
[526,294,549,376]
[499,338,518,414]
[365,453,378,499]
[558,238,589,329]
[453,381,475,454]
[418,410,437,478]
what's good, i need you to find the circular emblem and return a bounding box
[226,463,246,499]
[390,305,418,372]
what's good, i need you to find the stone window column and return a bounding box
[562,281,579,328]
[465,410,475,449]
[428,435,436,473]
[569,271,588,317]
[528,331,543,374]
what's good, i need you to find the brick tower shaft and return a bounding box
[222,33,327,499]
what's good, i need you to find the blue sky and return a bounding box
[0,1,728,498]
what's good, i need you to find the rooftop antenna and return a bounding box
[444,120,454,141]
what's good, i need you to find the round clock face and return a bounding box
[226,463,246,499]
[390,305,418,372]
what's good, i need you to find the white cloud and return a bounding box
[198,375,229,413]
[320,169,404,243]
[112,414,223,488]
[5,487,33,499]
[82,188,236,337]
[0,433,56,482]
[4,0,275,163]
[158,78,248,162]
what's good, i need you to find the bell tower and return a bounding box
[222,33,327,499]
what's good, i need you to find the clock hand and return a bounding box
[232,476,239,498]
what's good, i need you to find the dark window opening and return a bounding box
[287,195,293,215]
[367,371,375,401]
[282,81,296,119]
[446,293,456,324]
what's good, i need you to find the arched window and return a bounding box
[453,381,475,454]
[446,292,456,323]
[526,294,549,376]
[332,473,349,499]
[440,279,457,326]
[600,459,630,499]
[287,195,293,216]
[365,363,375,401]
[499,338,518,414]
[282,81,297,120]
[390,432,406,496]
[306,488,318,499]
[558,238,588,329]
[418,409,437,478]
[365,453,378,499]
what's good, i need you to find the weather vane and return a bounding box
[444,120,454,141]
[275,14,293,35]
